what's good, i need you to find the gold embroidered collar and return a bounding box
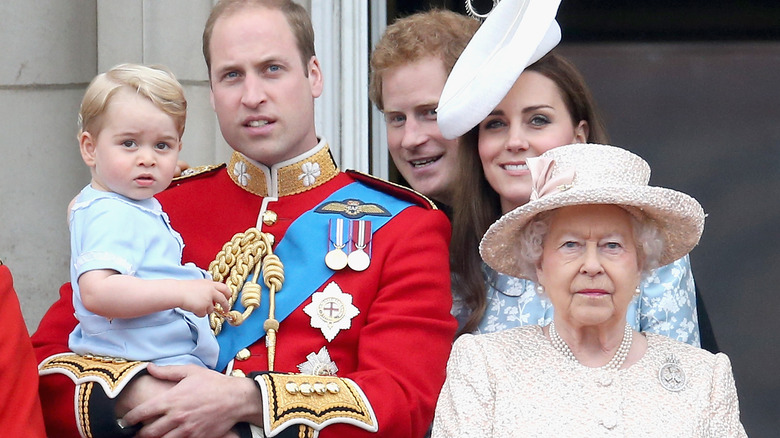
[227,140,339,197]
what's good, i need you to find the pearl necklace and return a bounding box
[549,322,633,371]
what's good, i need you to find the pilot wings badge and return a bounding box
[315,199,391,219]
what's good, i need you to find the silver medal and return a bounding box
[347,220,371,271]
[325,218,348,270]
[347,249,370,272]
[325,248,348,271]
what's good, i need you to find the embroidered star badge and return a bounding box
[303,282,360,342]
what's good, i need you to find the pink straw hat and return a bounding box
[479,144,706,279]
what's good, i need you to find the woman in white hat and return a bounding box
[432,144,746,436]
[443,0,703,348]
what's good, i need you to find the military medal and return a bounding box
[347,220,371,271]
[325,218,348,270]
[303,282,360,342]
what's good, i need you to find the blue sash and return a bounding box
[215,181,414,370]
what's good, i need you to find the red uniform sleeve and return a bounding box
[34,284,128,438]
[319,207,456,437]
[32,282,158,438]
[1,265,46,437]
[31,282,84,438]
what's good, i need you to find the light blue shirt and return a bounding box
[68,185,219,367]
[453,255,700,346]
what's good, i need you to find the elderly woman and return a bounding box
[432,144,746,436]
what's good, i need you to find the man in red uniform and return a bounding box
[32,1,455,437]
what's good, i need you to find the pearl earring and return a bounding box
[536,284,545,295]
[634,286,641,297]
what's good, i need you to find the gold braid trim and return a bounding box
[227,145,339,197]
[173,163,223,181]
[78,382,94,438]
[255,373,378,435]
[38,353,148,399]
[208,227,285,370]
[297,424,315,438]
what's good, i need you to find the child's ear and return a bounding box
[79,132,97,168]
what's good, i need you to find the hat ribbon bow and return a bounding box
[528,156,575,201]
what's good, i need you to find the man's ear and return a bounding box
[307,56,323,99]
[79,132,97,168]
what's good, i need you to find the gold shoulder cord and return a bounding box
[209,227,285,370]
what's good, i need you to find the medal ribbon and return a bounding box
[350,220,372,254]
[215,181,414,370]
[329,218,346,251]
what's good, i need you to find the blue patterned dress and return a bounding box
[452,255,700,346]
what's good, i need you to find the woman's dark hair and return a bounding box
[450,51,608,336]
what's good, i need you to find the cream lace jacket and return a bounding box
[432,327,746,437]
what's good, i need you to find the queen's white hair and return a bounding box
[514,206,664,283]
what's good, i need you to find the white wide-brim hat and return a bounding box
[479,144,706,279]
[437,0,562,140]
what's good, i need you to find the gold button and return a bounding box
[231,369,246,378]
[235,348,251,361]
[285,382,299,394]
[267,234,275,246]
[313,382,326,395]
[326,382,340,394]
[262,210,278,226]
[299,382,313,396]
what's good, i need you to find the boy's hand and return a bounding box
[173,159,190,177]
[179,280,231,317]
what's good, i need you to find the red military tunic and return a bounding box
[33,141,455,437]
[0,264,46,437]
